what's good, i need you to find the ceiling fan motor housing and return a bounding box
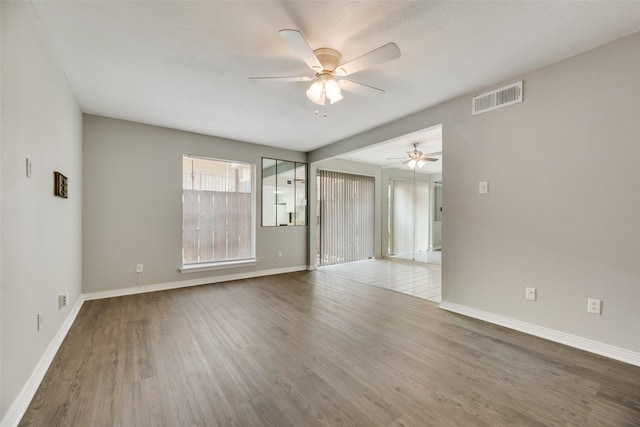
[313,48,342,73]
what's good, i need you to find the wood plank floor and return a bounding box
[20,271,640,426]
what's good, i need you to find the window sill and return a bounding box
[179,259,258,274]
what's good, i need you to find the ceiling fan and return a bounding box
[249,30,401,111]
[388,143,441,169]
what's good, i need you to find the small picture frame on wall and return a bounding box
[53,171,68,199]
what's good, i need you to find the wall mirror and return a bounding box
[262,158,307,226]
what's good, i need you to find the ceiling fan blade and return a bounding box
[335,42,401,76]
[279,29,323,72]
[249,76,313,82]
[420,157,440,162]
[385,157,407,160]
[422,151,442,157]
[338,79,385,96]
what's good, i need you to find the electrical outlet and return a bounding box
[525,287,536,301]
[588,298,602,315]
[37,312,43,331]
[59,293,68,308]
[136,264,143,273]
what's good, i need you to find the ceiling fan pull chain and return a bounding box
[313,104,328,118]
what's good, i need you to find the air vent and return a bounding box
[472,81,523,115]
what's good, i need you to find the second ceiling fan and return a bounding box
[250,29,401,109]
[388,143,441,169]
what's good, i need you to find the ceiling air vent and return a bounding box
[472,81,523,116]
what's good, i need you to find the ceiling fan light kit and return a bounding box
[306,73,344,105]
[408,159,426,169]
[250,29,401,114]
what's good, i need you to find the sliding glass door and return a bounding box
[318,170,375,266]
[389,178,429,260]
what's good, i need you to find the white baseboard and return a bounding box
[439,301,640,367]
[1,296,85,427]
[83,265,309,301]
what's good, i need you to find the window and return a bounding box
[262,158,307,226]
[182,156,255,269]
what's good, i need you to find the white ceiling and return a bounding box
[31,1,640,153]
[338,125,443,174]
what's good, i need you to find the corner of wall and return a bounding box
[0,298,85,427]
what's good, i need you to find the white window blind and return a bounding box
[318,170,375,266]
[390,179,430,258]
[182,156,255,266]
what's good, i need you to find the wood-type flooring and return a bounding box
[20,270,640,426]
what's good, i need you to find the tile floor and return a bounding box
[318,257,442,303]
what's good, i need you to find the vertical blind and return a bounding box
[318,170,375,266]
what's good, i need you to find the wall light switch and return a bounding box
[479,181,489,194]
[26,158,32,178]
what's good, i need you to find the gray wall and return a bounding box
[82,115,308,293]
[1,2,83,419]
[310,31,640,353]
